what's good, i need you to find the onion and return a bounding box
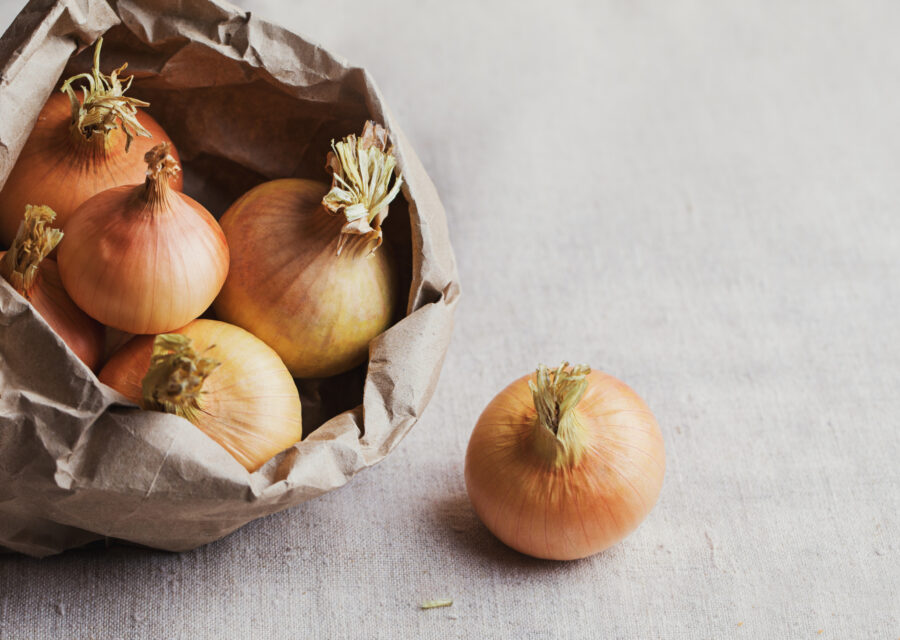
[57,142,229,334]
[0,205,104,370]
[98,319,303,472]
[465,363,666,560]
[0,38,182,246]
[214,121,403,378]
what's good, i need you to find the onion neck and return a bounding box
[321,121,403,256]
[141,143,181,211]
[141,334,220,423]
[0,205,62,299]
[67,122,116,157]
[528,363,592,468]
[60,37,151,153]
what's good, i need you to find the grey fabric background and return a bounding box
[1,0,898,638]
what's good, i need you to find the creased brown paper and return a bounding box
[0,0,459,557]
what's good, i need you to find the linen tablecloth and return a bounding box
[1,0,897,637]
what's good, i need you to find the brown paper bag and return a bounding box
[0,0,459,557]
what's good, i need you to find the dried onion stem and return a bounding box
[322,121,403,256]
[60,37,151,151]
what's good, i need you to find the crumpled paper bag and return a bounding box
[0,0,459,557]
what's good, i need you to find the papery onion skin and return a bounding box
[98,319,303,472]
[0,89,182,247]
[213,178,396,378]
[0,252,104,371]
[465,367,665,561]
[0,205,104,370]
[57,144,228,334]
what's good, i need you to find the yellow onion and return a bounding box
[57,142,228,334]
[98,319,303,472]
[0,38,182,246]
[0,205,104,370]
[214,121,402,378]
[465,363,666,560]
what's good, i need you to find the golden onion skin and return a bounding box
[0,93,182,246]
[465,370,666,561]
[0,252,104,371]
[99,319,303,472]
[214,178,396,379]
[57,170,228,335]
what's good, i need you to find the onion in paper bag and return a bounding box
[58,142,228,335]
[214,121,402,378]
[99,319,303,472]
[0,205,104,370]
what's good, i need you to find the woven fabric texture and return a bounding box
[1,0,897,638]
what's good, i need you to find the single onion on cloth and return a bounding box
[214,121,403,378]
[0,205,103,370]
[465,363,665,560]
[58,142,228,334]
[99,319,303,472]
[0,38,182,246]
